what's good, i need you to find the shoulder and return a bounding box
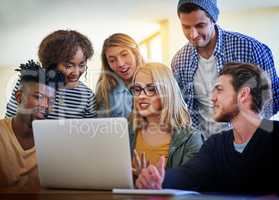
[173,126,203,145]
[111,79,129,93]
[172,44,192,59]
[0,119,4,135]
[259,119,279,134]
[111,82,128,94]
[0,118,12,136]
[171,44,193,67]
[77,81,93,92]
[68,82,96,98]
[204,129,233,147]
[222,28,269,50]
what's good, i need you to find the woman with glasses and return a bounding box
[5,30,96,119]
[95,33,144,118]
[129,62,203,178]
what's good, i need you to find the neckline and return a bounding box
[9,118,35,154]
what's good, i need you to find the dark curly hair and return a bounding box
[17,60,65,89]
[38,30,94,68]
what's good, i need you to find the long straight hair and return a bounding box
[95,33,144,112]
[131,62,191,130]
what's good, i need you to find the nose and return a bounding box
[117,57,125,67]
[189,28,198,39]
[211,90,217,103]
[137,89,147,98]
[40,97,50,109]
[72,66,80,75]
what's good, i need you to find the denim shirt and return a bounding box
[97,79,133,118]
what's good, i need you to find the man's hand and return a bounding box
[135,156,165,189]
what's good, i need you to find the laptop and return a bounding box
[32,118,134,190]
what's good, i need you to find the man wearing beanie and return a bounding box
[171,0,279,138]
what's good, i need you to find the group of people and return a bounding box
[0,0,278,194]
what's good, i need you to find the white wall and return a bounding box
[0,67,17,118]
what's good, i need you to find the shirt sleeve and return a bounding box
[171,54,184,93]
[5,79,20,118]
[84,91,97,118]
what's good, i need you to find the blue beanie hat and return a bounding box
[177,0,219,22]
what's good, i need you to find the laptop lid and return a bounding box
[32,118,133,190]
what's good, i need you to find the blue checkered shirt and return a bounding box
[171,25,279,130]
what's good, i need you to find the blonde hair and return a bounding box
[95,33,144,112]
[132,62,191,130]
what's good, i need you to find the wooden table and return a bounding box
[0,189,278,200]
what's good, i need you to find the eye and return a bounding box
[64,63,73,69]
[121,53,128,57]
[146,86,156,92]
[133,86,142,92]
[33,94,44,100]
[79,63,86,68]
[182,25,190,30]
[130,85,141,94]
[196,23,207,29]
[108,59,115,64]
[216,87,223,92]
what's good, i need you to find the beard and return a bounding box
[214,104,240,123]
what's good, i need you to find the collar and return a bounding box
[113,78,130,94]
[213,25,225,58]
[170,126,193,148]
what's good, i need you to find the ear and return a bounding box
[238,87,251,105]
[15,90,22,104]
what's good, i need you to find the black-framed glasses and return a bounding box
[130,84,157,97]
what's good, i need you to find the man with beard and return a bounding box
[0,60,63,192]
[135,63,278,194]
[172,0,279,138]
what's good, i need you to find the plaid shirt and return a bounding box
[172,25,279,130]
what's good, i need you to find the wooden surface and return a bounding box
[0,189,278,200]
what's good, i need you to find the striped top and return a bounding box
[5,79,96,119]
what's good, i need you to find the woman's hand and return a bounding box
[132,150,150,178]
[135,156,165,189]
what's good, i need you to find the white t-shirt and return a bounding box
[194,55,228,138]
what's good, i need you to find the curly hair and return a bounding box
[38,30,94,68]
[17,60,65,89]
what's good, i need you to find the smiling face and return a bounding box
[16,82,55,128]
[133,70,162,120]
[105,46,137,84]
[57,47,87,88]
[211,75,239,122]
[179,9,215,48]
